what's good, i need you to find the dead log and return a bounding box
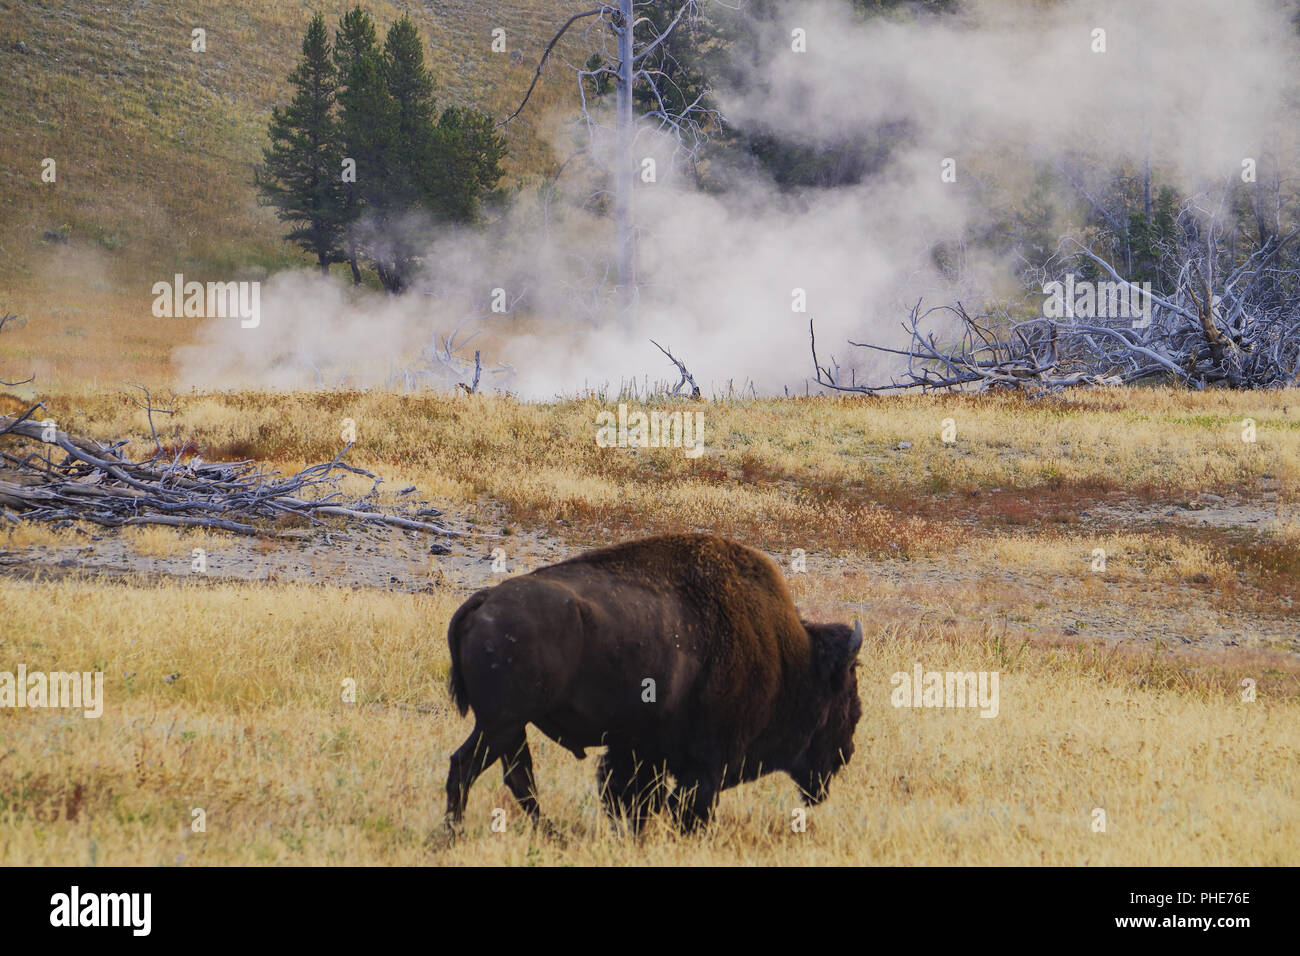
[0,412,473,540]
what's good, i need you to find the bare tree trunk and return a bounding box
[501,2,713,326]
[615,0,635,323]
[348,237,362,285]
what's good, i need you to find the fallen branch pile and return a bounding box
[0,405,465,539]
[812,217,1300,395]
[810,304,1134,396]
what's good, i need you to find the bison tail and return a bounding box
[446,590,490,717]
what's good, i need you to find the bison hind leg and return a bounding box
[445,726,543,832]
[598,749,669,834]
[445,726,497,831]
[667,769,721,834]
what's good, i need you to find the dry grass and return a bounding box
[980,532,1236,589]
[0,522,79,549]
[116,526,231,558]
[0,576,1294,865]
[15,387,1300,547]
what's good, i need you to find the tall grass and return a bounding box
[0,577,1294,865]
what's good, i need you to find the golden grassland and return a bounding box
[6,386,1300,623]
[7,385,1299,548]
[0,386,1298,864]
[0,576,1294,865]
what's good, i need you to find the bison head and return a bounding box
[792,619,863,805]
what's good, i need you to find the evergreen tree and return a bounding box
[333,10,505,292]
[853,0,960,15]
[256,14,347,275]
[346,47,403,289]
[261,7,507,292]
[385,16,437,171]
[333,6,389,284]
[370,15,438,290]
[429,105,507,224]
[629,0,960,191]
[630,3,718,132]
[1128,185,1178,290]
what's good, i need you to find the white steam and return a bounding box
[175,0,1300,397]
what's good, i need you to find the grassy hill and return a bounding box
[0,0,588,384]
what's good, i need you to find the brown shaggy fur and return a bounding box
[444,533,861,833]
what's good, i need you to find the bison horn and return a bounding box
[849,619,863,656]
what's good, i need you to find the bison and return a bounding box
[444,533,862,833]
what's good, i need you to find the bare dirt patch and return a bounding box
[0,508,566,596]
[1084,489,1298,532]
[4,499,1296,659]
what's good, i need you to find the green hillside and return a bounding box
[0,0,585,290]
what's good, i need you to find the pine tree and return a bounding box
[429,106,507,224]
[385,15,437,180]
[333,6,390,284]
[372,15,438,290]
[330,7,505,292]
[630,3,717,131]
[256,14,347,275]
[1128,185,1178,290]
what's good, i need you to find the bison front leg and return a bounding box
[598,749,668,834]
[668,770,721,834]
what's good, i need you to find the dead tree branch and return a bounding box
[125,383,175,454]
[651,339,701,398]
[816,212,1300,395]
[0,313,34,387]
[456,351,483,395]
[498,8,605,129]
[0,415,472,539]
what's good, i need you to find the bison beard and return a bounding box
[443,533,863,834]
